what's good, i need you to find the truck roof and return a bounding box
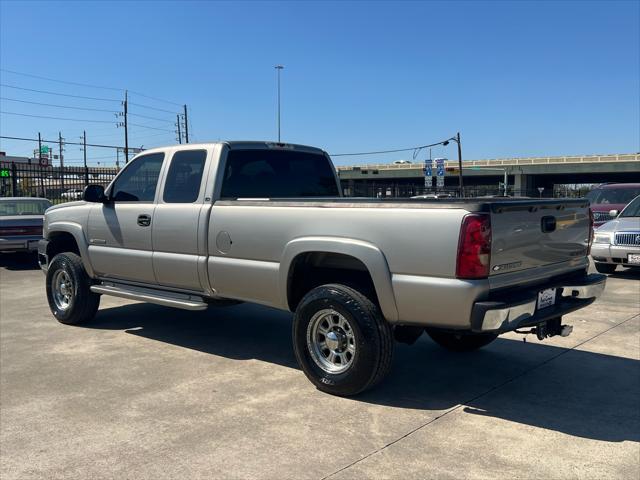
[138,141,327,156]
[595,183,640,189]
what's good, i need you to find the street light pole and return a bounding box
[455,132,463,197]
[275,65,284,142]
[442,133,464,197]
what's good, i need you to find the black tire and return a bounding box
[292,284,394,396]
[46,252,100,325]
[426,329,498,352]
[594,262,617,274]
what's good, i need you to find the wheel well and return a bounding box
[287,252,378,311]
[47,231,80,260]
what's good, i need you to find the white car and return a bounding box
[591,195,640,273]
[61,189,84,200]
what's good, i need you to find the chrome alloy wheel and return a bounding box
[307,309,356,374]
[52,269,74,311]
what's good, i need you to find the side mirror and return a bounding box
[83,184,107,203]
[608,209,619,218]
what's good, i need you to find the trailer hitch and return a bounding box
[515,317,573,340]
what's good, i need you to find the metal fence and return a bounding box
[0,161,119,203]
[0,160,588,203]
[341,183,588,199]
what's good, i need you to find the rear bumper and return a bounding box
[471,273,606,333]
[0,236,41,252]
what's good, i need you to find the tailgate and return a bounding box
[489,199,590,275]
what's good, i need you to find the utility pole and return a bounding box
[456,132,463,197]
[183,105,189,143]
[275,65,284,142]
[81,130,88,186]
[504,169,508,196]
[58,132,65,192]
[37,132,44,196]
[177,114,182,144]
[124,90,129,163]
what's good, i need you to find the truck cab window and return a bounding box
[163,150,207,203]
[111,153,164,202]
[220,149,339,198]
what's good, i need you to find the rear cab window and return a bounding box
[220,149,339,199]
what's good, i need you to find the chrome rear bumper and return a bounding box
[471,273,606,333]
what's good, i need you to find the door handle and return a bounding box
[137,214,151,227]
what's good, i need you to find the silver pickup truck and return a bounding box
[38,141,606,395]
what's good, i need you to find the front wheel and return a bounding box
[594,262,617,274]
[426,329,498,352]
[46,252,100,325]
[292,284,394,396]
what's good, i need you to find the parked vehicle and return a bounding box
[411,193,453,199]
[61,188,84,200]
[38,142,605,395]
[591,195,640,273]
[586,183,640,227]
[0,197,52,253]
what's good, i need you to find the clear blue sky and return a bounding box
[1,0,638,166]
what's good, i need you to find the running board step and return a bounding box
[90,283,208,311]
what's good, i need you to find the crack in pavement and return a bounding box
[320,312,640,480]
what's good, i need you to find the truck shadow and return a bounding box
[609,267,640,280]
[0,252,40,271]
[88,301,639,443]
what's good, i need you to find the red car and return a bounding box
[586,183,640,227]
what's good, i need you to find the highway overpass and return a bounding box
[336,153,640,196]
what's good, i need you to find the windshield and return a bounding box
[586,187,640,205]
[620,196,640,218]
[0,199,52,216]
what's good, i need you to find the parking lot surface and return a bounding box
[1,254,638,479]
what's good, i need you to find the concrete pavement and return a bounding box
[0,254,638,479]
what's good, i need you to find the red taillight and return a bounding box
[456,214,492,279]
[0,226,42,236]
[587,208,594,255]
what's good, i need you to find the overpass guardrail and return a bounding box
[335,153,640,171]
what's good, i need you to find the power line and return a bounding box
[128,112,175,124]
[330,138,454,157]
[1,68,183,106]
[129,122,174,132]
[128,101,176,114]
[0,68,123,91]
[63,155,117,161]
[1,135,125,150]
[0,96,118,113]
[1,111,115,124]
[128,91,182,107]
[0,83,120,102]
[128,131,175,139]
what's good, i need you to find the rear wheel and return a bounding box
[293,283,394,396]
[426,329,498,352]
[594,262,617,274]
[46,252,100,325]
